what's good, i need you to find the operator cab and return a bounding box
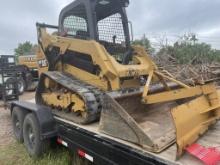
[59,0,132,64]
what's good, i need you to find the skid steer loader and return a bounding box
[17,55,39,91]
[36,0,220,157]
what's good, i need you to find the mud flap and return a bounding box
[99,94,177,152]
[171,90,220,158]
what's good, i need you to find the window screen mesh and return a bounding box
[63,5,88,39]
[98,13,125,45]
[98,13,127,58]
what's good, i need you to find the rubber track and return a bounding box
[40,71,102,124]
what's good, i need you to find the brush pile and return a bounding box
[152,54,220,86]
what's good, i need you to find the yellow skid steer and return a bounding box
[35,0,220,157]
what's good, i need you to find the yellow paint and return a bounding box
[42,92,85,112]
[171,88,220,158]
[36,26,220,157]
[18,55,38,69]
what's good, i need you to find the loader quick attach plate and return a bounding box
[171,87,220,158]
[99,93,177,152]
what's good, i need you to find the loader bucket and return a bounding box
[171,89,220,158]
[99,93,178,152]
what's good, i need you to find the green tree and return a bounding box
[157,34,220,64]
[14,41,37,57]
[132,36,155,54]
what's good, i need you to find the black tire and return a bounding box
[23,113,49,158]
[12,107,26,143]
[5,78,16,96]
[25,72,34,91]
[17,78,26,95]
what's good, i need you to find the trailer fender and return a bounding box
[11,101,57,140]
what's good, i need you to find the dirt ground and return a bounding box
[0,92,74,165]
[0,107,14,147]
[0,92,35,148]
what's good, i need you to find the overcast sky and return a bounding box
[1,0,220,54]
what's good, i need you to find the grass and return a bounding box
[0,142,69,165]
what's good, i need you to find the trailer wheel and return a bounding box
[5,78,16,96]
[12,107,26,143]
[17,78,25,95]
[23,113,49,158]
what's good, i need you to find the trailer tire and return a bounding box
[17,78,25,95]
[12,107,26,143]
[23,113,49,158]
[5,78,16,96]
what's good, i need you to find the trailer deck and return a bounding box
[11,96,220,165]
[55,116,220,165]
[27,97,220,164]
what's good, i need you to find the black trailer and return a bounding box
[10,101,176,165]
[10,100,220,165]
[0,55,38,97]
[0,55,19,104]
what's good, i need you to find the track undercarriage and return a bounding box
[36,71,102,124]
